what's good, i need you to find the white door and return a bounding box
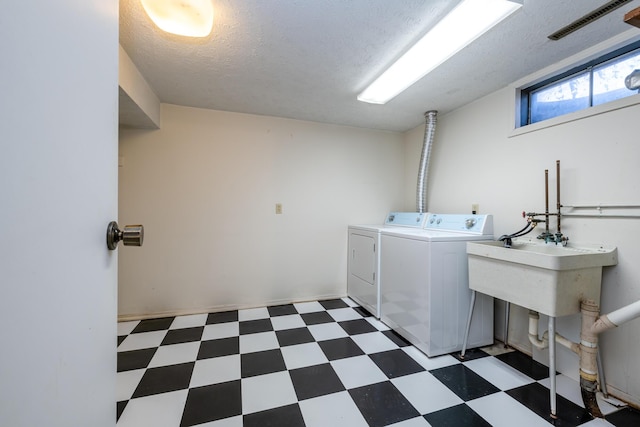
[0,2,118,426]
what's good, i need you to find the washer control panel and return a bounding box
[425,214,493,235]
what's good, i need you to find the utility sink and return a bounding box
[467,238,617,317]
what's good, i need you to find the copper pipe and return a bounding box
[545,169,550,234]
[556,160,561,234]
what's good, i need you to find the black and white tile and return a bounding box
[117,298,640,426]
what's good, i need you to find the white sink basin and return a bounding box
[467,238,617,317]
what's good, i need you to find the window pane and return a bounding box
[592,51,640,105]
[530,72,590,123]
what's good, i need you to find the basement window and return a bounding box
[519,40,640,126]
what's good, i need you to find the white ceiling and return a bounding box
[119,0,640,132]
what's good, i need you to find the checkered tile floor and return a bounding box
[117,298,640,427]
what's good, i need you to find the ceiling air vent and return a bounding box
[548,0,634,40]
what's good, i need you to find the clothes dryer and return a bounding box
[347,212,427,318]
[380,214,494,356]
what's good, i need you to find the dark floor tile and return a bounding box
[369,349,425,379]
[131,362,194,398]
[180,380,242,427]
[301,311,335,326]
[117,335,126,347]
[268,304,298,317]
[423,403,492,427]
[506,382,592,426]
[338,319,378,335]
[197,336,239,359]
[289,363,345,400]
[496,350,549,380]
[117,347,157,372]
[381,330,411,347]
[431,364,500,401]
[353,306,373,317]
[319,299,349,310]
[318,337,365,361]
[239,318,273,335]
[452,348,491,362]
[606,406,640,426]
[161,326,204,345]
[116,401,127,421]
[243,403,306,427]
[349,381,419,427]
[276,327,315,347]
[206,310,238,324]
[241,349,286,378]
[131,317,175,333]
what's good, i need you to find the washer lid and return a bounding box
[380,227,494,242]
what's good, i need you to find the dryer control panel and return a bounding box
[384,212,428,228]
[425,214,493,235]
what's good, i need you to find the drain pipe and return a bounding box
[529,299,640,418]
[416,111,437,213]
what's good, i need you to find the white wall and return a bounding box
[118,104,405,319]
[404,88,640,405]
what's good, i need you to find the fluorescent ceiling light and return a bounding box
[358,0,522,104]
[141,0,214,38]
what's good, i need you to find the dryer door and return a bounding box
[347,231,378,316]
[349,233,376,285]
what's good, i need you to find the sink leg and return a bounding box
[549,316,558,419]
[504,301,510,348]
[460,290,476,359]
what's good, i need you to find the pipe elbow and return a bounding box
[590,315,617,335]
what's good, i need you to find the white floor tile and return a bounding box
[118,320,140,336]
[580,418,617,426]
[190,355,241,388]
[169,313,208,329]
[342,297,359,307]
[538,374,621,415]
[202,322,239,341]
[271,314,305,331]
[365,317,391,331]
[351,331,398,354]
[118,331,167,352]
[238,307,269,321]
[117,390,188,427]
[467,392,550,427]
[331,355,388,389]
[239,331,279,354]
[402,346,460,370]
[388,417,431,427]
[147,342,200,368]
[241,371,297,414]
[328,307,363,322]
[308,322,348,341]
[299,391,369,427]
[281,342,329,370]
[391,371,463,415]
[293,301,325,313]
[117,369,146,402]
[465,356,535,391]
[193,416,243,427]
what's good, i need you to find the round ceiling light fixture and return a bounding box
[140,0,214,38]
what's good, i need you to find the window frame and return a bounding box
[519,39,640,127]
[511,36,640,135]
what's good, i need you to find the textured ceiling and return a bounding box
[119,0,640,132]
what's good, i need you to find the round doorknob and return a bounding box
[107,221,144,250]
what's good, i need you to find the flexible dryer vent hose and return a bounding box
[416,111,437,213]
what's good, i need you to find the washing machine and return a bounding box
[347,212,428,319]
[379,213,494,357]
